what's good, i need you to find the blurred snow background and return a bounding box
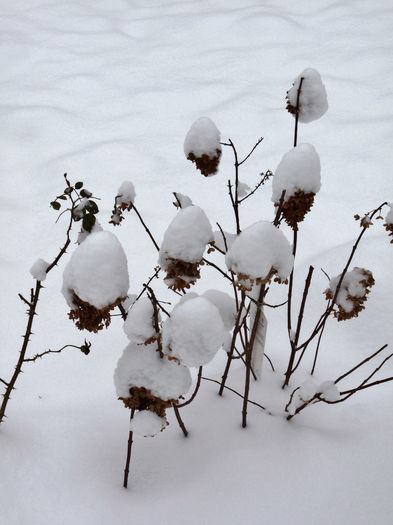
[0,1,392,524]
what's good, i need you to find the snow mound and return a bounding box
[202,289,236,331]
[272,144,321,203]
[184,117,221,158]
[225,221,293,282]
[30,258,49,281]
[130,411,167,437]
[162,296,226,367]
[174,192,193,208]
[159,205,213,267]
[116,181,136,207]
[319,381,340,402]
[212,230,237,252]
[114,342,191,401]
[123,298,157,344]
[286,68,328,123]
[62,231,129,309]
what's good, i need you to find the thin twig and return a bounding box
[238,137,264,166]
[23,344,81,362]
[172,404,188,437]
[203,376,267,412]
[175,367,203,408]
[132,204,160,252]
[202,258,233,282]
[123,408,135,489]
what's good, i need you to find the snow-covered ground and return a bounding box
[1,1,392,523]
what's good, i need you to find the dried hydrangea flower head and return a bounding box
[114,341,192,421]
[384,204,393,243]
[123,298,160,345]
[286,68,328,123]
[109,181,136,225]
[159,205,214,291]
[184,117,221,176]
[272,144,321,229]
[324,267,375,321]
[225,221,294,291]
[62,231,129,332]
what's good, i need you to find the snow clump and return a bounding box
[159,205,214,291]
[62,231,129,332]
[30,258,49,281]
[272,144,321,228]
[384,203,393,242]
[238,181,250,198]
[286,68,328,123]
[173,192,193,208]
[184,117,221,176]
[325,267,375,321]
[129,411,167,437]
[225,221,293,290]
[116,181,136,208]
[162,296,226,367]
[77,219,103,244]
[202,289,236,331]
[114,342,191,409]
[212,230,237,252]
[123,298,158,344]
[319,381,340,402]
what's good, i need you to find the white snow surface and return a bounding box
[129,411,167,438]
[123,298,157,344]
[183,117,221,158]
[159,205,213,267]
[287,68,328,123]
[327,267,371,313]
[225,221,294,281]
[114,342,191,401]
[1,1,393,524]
[162,296,226,367]
[29,258,49,281]
[116,181,136,207]
[62,231,129,309]
[272,143,321,203]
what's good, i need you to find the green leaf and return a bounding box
[82,213,96,232]
[75,182,83,190]
[86,200,99,214]
[51,201,61,210]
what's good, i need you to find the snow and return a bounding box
[114,342,191,402]
[62,231,129,309]
[237,181,251,198]
[159,205,213,267]
[116,181,136,207]
[319,381,340,403]
[385,203,393,225]
[77,219,103,244]
[123,298,157,344]
[129,411,167,438]
[29,258,49,281]
[225,221,294,282]
[162,296,226,367]
[1,1,393,524]
[212,229,237,252]
[173,192,193,209]
[202,289,236,331]
[184,117,221,158]
[272,143,321,203]
[286,68,328,123]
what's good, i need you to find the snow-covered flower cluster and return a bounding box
[110,181,136,226]
[225,221,294,290]
[287,378,340,415]
[62,231,129,332]
[272,144,321,229]
[384,204,393,243]
[184,117,221,176]
[324,267,375,321]
[286,68,328,123]
[159,205,214,291]
[30,258,49,281]
[123,298,158,345]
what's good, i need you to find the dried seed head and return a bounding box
[235,267,283,291]
[275,190,315,229]
[187,149,221,177]
[119,386,176,418]
[163,257,202,291]
[68,293,124,332]
[325,267,375,321]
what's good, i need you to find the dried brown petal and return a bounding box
[187,149,221,176]
[68,293,124,332]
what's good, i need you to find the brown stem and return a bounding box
[172,404,188,437]
[132,204,160,252]
[293,77,304,148]
[202,258,233,282]
[203,376,267,412]
[23,344,82,362]
[176,366,203,408]
[242,284,265,427]
[123,408,135,489]
[334,344,388,384]
[310,309,329,375]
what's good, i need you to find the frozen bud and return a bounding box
[162,297,226,367]
[184,117,221,176]
[30,258,49,281]
[159,205,214,291]
[272,144,321,229]
[286,68,328,123]
[225,221,293,290]
[62,231,129,332]
[324,267,375,321]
